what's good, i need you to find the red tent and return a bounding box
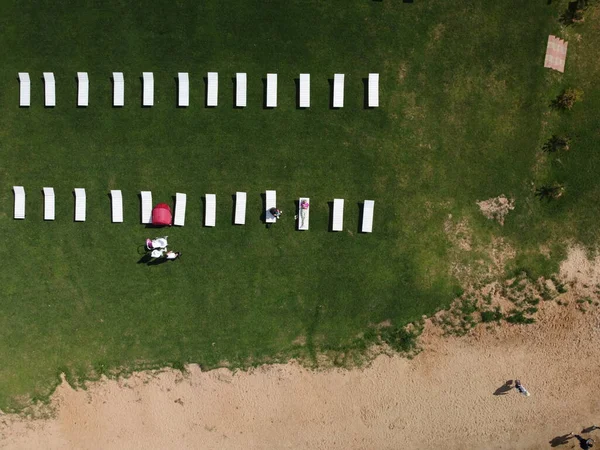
[152,203,172,226]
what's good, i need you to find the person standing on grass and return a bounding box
[515,379,530,397]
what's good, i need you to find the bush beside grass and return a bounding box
[505,310,536,325]
[480,307,503,323]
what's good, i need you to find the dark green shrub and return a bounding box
[459,298,477,322]
[379,325,422,353]
[481,307,503,323]
[505,309,535,324]
[553,88,583,110]
[171,360,186,372]
[560,0,594,25]
[535,183,565,201]
[541,288,554,300]
[542,135,571,153]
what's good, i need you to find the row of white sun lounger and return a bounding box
[12,188,375,232]
[13,187,89,222]
[17,72,380,108]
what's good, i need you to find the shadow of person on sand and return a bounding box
[549,433,573,447]
[493,380,513,395]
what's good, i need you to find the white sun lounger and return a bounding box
[18,73,30,107]
[266,74,277,108]
[205,194,216,227]
[43,187,55,221]
[178,72,189,107]
[113,72,124,106]
[173,192,187,226]
[332,198,344,231]
[207,72,218,107]
[43,72,56,107]
[298,197,310,230]
[362,200,375,233]
[299,74,310,108]
[142,72,154,106]
[74,188,86,222]
[110,190,123,223]
[13,186,25,219]
[77,72,89,107]
[140,190,152,224]
[333,74,344,108]
[236,73,247,107]
[368,73,379,108]
[265,190,276,223]
[234,191,247,225]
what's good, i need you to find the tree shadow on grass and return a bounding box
[305,304,322,365]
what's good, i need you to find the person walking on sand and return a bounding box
[568,433,595,449]
[583,437,595,449]
[515,379,530,397]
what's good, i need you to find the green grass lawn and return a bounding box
[0,0,598,410]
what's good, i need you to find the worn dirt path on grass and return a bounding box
[1,247,600,450]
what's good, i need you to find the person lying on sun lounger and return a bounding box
[300,200,309,227]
